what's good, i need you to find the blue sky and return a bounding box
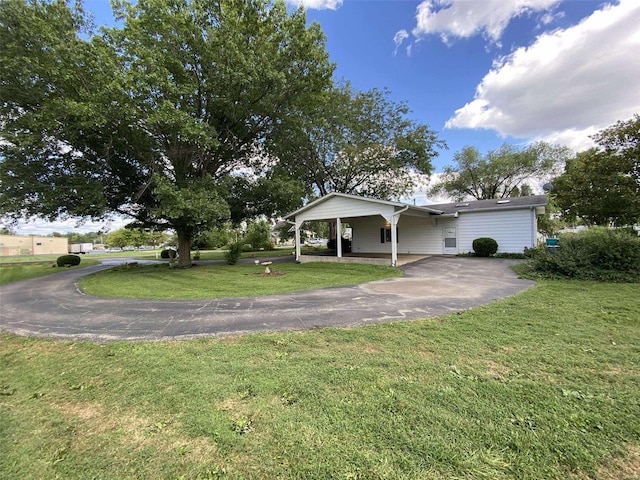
[12,0,640,234]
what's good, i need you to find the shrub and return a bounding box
[243,220,274,250]
[160,248,177,259]
[56,255,81,267]
[526,227,640,282]
[224,242,242,265]
[241,244,253,252]
[472,238,498,257]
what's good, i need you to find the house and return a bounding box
[284,193,548,266]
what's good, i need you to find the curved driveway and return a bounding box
[0,256,535,343]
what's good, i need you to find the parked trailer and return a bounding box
[69,243,93,254]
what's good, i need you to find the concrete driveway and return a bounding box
[0,256,535,342]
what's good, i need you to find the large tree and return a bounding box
[430,143,569,201]
[0,0,333,266]
[553,115,640,226]
[271,83,445,201]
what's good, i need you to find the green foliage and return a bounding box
[243,219,274,251]
[472,237,498,257]
[553,116,640,226]
[224,243,242,265]
[0,0,334,267]
[431,142,569,200]
[523,227,640,282]
[56,255,81,267]
[273,83,446,200]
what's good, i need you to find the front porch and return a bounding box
[298,252,430,267]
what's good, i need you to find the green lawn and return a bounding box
[1,280,638,479]
[0,260,101,286]
[78,262,402,299]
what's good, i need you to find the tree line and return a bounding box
[430,115,639,230]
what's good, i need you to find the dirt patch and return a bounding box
[596,444,640,480]
[252,271,285,277]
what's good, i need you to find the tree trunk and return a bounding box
[177,233,192,268]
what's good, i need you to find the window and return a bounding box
[380,228,399,243]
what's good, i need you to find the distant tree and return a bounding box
[552,115,639,227]
[0,0,333,267]
[273,83,445,201]
[430,143,569,201]
[243,219,274,250]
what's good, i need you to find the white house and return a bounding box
[284,193,547,266]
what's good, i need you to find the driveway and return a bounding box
[0,256,535,342]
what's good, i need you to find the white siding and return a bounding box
[457,209,535,253]
[351,216,455,254]
[297,196,395,222]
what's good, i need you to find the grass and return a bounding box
[0,260,101,286]
[1,280,639,479]
[78,262,403,299]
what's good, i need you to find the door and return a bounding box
[443,226,457,255]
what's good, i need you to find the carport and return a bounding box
[284,192,444,267]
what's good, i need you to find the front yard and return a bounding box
[1,280,638,479]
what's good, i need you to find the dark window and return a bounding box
[380,228,399,243]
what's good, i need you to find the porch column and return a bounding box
[390,214,398,267]
[336,217,342,258]
[295,220,301,261]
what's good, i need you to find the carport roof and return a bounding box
[284,192,444,220]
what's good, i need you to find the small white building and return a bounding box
[285,193,547,266]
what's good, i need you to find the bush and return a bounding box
[472,238,498,257]
[525,227,640,282]
[243,220,274,251]
[160,248,177,259]
[241,244,253,252]
[56,255,81,267]
[224,242,242,265]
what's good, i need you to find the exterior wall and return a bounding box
[0,234,68,257]
[297,196,395,222]
[351,216,456,255]
[457,208,536,253]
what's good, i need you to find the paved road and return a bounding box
[0,256,535,342]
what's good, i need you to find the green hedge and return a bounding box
[526,227,640,282]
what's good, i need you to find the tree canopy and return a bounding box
[552,115,640,226]
[271,83,446,201]
[0,0,333,266]
[430,143,569,201]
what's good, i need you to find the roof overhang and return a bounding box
[284,192,443,222]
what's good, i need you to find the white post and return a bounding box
[336,217,342,258]
[295,221,301,261]
[390,214,398,267]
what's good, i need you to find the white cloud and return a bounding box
[445,0,640,151]
[412,0,559,44]
[393,29,409,55]
[286,0,343,10]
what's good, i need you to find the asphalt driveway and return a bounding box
[0,256,535,342]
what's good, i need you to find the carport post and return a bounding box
[390,214,397,267]
[336,217,342,258]
[295,221,301,261]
